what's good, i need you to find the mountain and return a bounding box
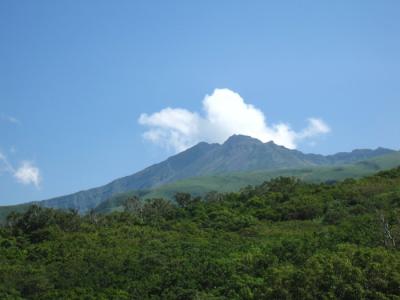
[94,150,400,214]
[3,135,398,213]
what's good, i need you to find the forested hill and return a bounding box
[1,167,400,299]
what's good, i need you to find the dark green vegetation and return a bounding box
[0,202,32,224]
[1,135,398,217]
[1,167,400,299]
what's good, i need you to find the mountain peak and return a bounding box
[223,134,263,145]
[265,140,280,147]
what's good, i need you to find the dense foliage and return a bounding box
[1,167,400,299]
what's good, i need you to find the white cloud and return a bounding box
[139,108,201,152]
[297,118,331,139]
[0,151,14,173]
[1,114,21,125]
[0,151,41,188]
[139,88,331,152]
[14,161,41,187]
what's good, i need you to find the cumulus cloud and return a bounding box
[139,88,331,152]
[139,108,201,152]
[14,161,41,187]
[0,151,41,188]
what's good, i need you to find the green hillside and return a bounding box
[151,150,400,197]
[95,151,400,213]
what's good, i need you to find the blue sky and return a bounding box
[1,1,399,205]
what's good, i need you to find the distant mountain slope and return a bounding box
[147,150,400,199]
[94,150,400,214]
[5,135,397,213]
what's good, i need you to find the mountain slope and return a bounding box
[9,135,398,213]
[150,150,400,198]
[94,150,400,213]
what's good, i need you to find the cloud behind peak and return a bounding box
[139,88,330,152]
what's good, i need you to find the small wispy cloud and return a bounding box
[1,114,21,125]
[0,151,14,173]
[0,151,41,188]
[139,88,331,152]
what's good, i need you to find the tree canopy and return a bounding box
[1,167,400,299]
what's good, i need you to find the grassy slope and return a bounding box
[146,151,400,197]
[94,151,400,213]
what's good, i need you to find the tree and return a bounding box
[123,196,143,216]
[142,198,175,224]
[175,193,192,208]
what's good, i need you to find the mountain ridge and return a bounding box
[6,135,397,213]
